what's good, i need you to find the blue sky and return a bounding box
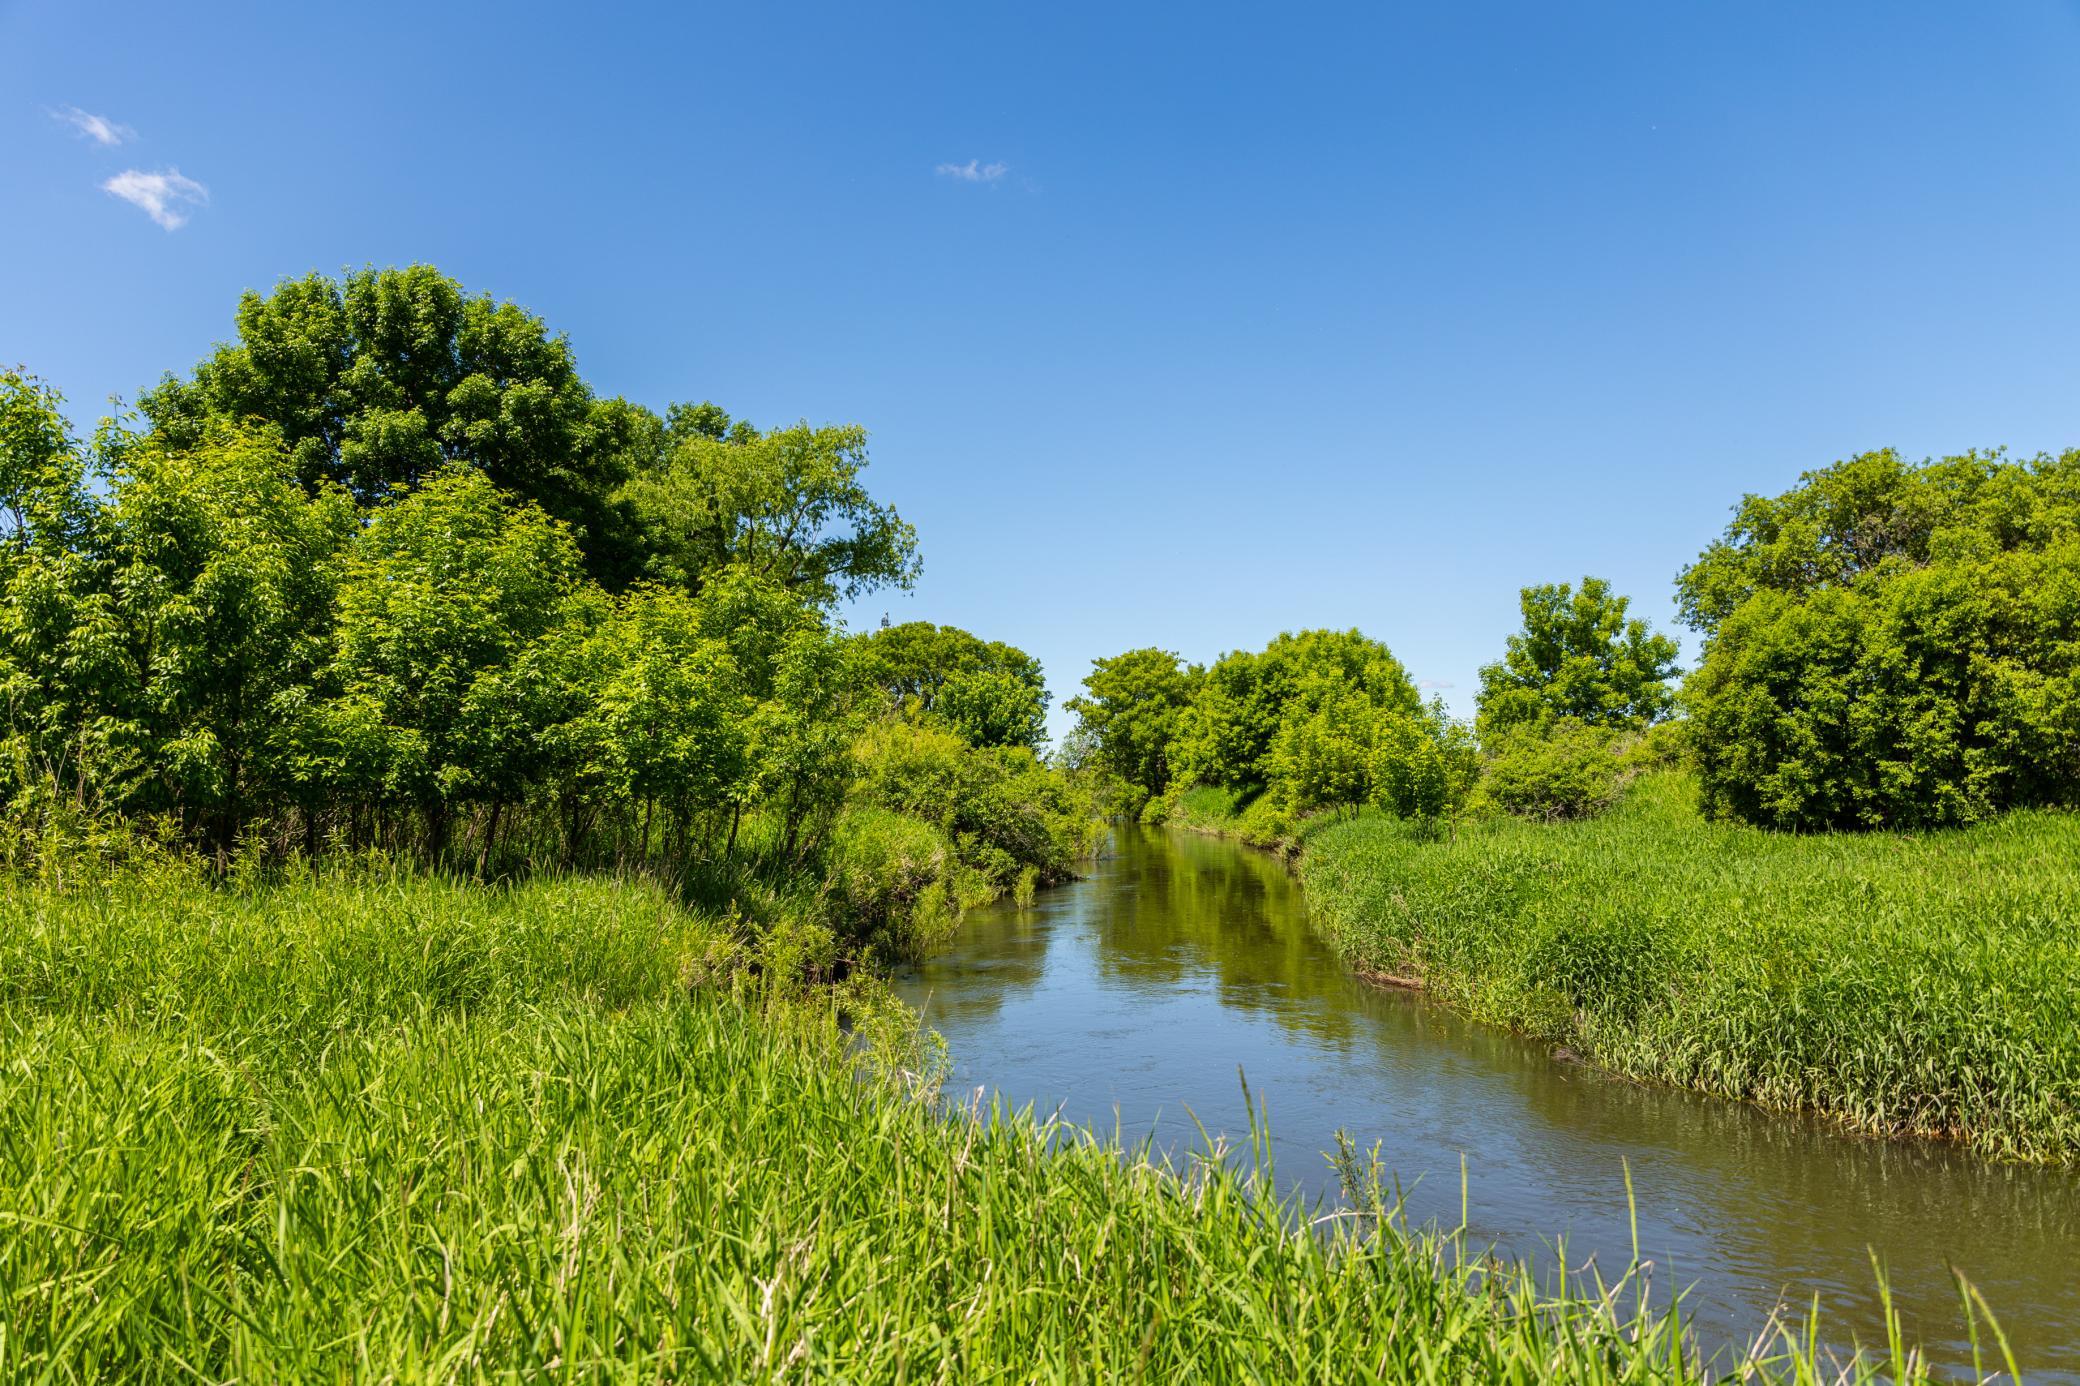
[6,2,2079,737]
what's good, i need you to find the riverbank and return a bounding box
[1,861,1954,1379]
[1296,770,2080,1165]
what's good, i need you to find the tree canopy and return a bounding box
[1678,448,2080,828]
[620,406,919,604]
[134,267,919,605]
[138,266,655,580]
[1474,577,1679,739]
[854,621,1047,751]
[1063,648,1196,796]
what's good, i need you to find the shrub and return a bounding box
[824,805,954,952]
[1479,720,1623,821]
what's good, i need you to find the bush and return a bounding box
[841,722,1094,949]
[1677,447,2080,829]
[824,806,957,953]
[1479,720,1623,822]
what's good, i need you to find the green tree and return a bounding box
[1678,448,2080,828]
[139,265,651,581]
[855,621,1046,750]
[1174,630,1421,795]
[1064,648,1195,796]
[95,426,357,844]
[1675,448,2080,634]
[0,370,109,811]
[1,369,94,551]
[619,405,919,605]
[1475,577,1679,740]
[328,467,585,851]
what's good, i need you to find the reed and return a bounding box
[1300,770,2080,1164]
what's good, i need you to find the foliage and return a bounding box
[1475,576,1679,739]
[0,368,92,549]
[1674,447,2080,634]
[137,265,650,581]
[328,466,584,843]
[849,721,1091,897]
[1063,647,1196,796]
[619,405,919,604]
[7,265,1075,938]
[1677,449,2080,828]
[1301,769,2080,1164]
[1083,629,1474,830]
[1477,719,1624,821]
[0,863,1947,1380]
[854,620,1047,750]
[1173,629,1424,796]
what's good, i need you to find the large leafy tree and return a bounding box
[138,265,652,582]
[1676,447,2080,632]
[1679,449,2080,828]
[1,369,93,551]
[1174,629,1421,794]
[855,620,1046,750]
[1475,577,1679,740]
[1,371,113,809]
[328,466,585,849]
[95,426,358,843]
[1064,647,1196,795]
[619,403,919,605]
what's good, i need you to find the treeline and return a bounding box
[0,266,1085,954]
[1072,448,2080,834]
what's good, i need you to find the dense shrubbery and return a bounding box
[1074,585,1672,835]
[1476,719,1625,821]
[1071,629,1475,835]
[1678,448,2080,829]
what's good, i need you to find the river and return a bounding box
[893,825,2080,1379]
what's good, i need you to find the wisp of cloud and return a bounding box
[103,169,210,230]
[53,106,135,147]
[935,159,1008,183]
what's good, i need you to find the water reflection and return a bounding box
[895,825,2080,1378]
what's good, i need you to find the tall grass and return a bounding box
[0,862,1956,1379]
[1300,769,2080,1164]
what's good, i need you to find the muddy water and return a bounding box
[893,825,2080,1378]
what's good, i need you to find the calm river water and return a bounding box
[893,825,2080,1379]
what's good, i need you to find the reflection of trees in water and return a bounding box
[1090,828,1373,1048]
[898,908,1056,1029]
[908,824,1360,1038]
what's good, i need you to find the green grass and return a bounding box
[1299,770,2080,1164]
[0,860,1968,1380]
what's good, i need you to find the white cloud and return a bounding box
[935,158,1008,184]
[102,168,209,230]
[1418,679,1455,690]
[53,106,134,147]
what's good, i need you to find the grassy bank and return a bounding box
[0,863,1957,1379]
[1299,770,2080,1164]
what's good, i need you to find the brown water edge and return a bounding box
[894,823,2080,1381]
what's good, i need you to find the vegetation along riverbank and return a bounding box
[4,860,1979,1380]
[1071,450,2080,1165]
